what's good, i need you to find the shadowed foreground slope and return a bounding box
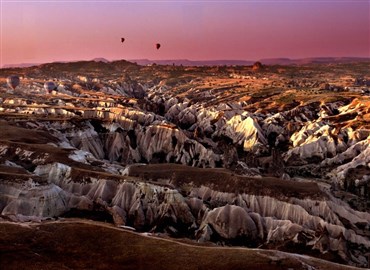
[0,220,361,270]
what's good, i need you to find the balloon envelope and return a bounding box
[156,43,161,50]
[7,75,20,90]
[44,81,56,92]
[121,38,125,43]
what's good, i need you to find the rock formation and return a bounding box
[0,60,369,267]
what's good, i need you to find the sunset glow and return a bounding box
[1,0,369,66]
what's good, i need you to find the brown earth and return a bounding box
[129,164,326,200]
[0,220,360,270]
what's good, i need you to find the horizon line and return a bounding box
[2,56,370,69]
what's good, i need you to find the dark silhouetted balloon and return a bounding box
[6,75,20,90]
[121,38,125,43]
[156,43,161,50]
[44,81,56,93]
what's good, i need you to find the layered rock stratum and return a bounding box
[0,60,369,268]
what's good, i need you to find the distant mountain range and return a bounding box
[1,58,110,69]
[2,63,42,69]
[2,57,369,69]
[130,57,370,66]
[128,59,256,66]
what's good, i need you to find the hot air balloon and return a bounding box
[156,43,161,50]
[44,81,56,93]
[121,38,125,43]
[6,75,20,90]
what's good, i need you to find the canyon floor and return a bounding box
[0,60,369,269]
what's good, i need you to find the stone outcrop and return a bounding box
[1,163,369,267]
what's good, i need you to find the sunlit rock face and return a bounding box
[1,76,369,189]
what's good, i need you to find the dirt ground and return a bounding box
[0,219,360,270]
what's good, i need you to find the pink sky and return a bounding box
[1,1,369,66]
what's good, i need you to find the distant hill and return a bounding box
[2,57,369,69]
[129,59,255,66]
[92,58,110,63]
[2,63,41,69]
[259,57,370,65]
[1,58,110,69]
[0,60,139,78]
[33,59,137,75]
[130,57,370,66]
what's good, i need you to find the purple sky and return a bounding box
[1,0,369,66]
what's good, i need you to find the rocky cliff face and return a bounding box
[1,161,369,267]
